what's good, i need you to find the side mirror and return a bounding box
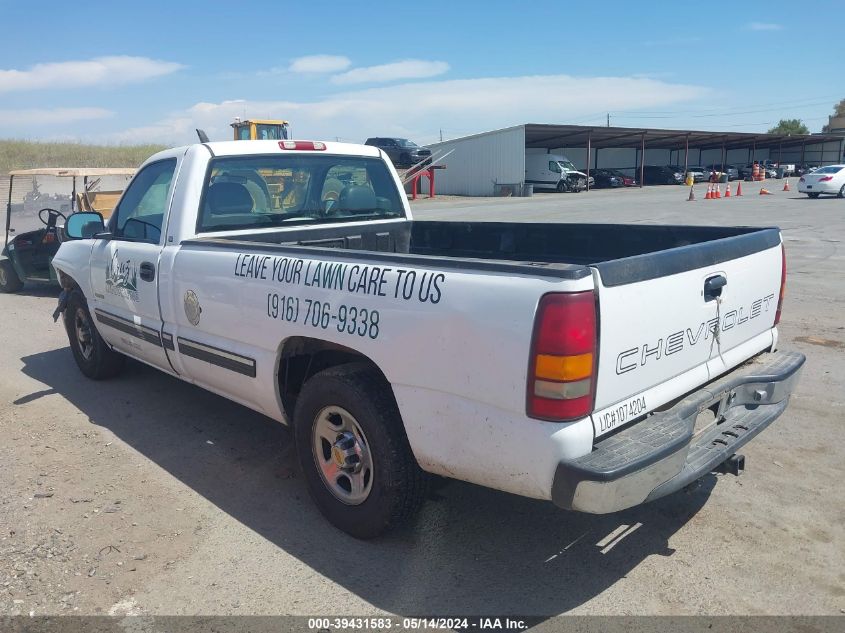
[64,212,105,240]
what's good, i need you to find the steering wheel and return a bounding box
[38,207,68,228]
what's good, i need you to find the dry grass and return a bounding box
[0,139,167,175]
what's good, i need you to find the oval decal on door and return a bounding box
[184,290,202,326]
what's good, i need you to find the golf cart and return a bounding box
[1,168,135,293]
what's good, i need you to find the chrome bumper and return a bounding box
[551,350,805,514]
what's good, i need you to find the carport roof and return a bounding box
[523,123,844,151]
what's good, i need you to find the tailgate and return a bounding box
[589,229,783,438]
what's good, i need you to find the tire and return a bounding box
[838,184,845,198]
[0,259,23,293]
[64,291,125,379]
[555,180,568,193]
[293,363,428,539]
[399,153,410,167]
[808,192,820,199]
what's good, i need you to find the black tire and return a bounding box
[0,259,23,293]
[293,363,428,539]
[838,184,845,198]
[555,180,568,193]
[808,192,820,199]
[399,153,410,167]
[64,291,125,379]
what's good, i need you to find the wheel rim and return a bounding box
[74,308,95,361]
[311,405,373,505]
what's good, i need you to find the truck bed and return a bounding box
[189,220,780,286]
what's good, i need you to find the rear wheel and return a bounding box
[293,363,428,539]
[64,292,125,379]
[838,184,845,198]
[0,259,23,293]
[808,192,820,199]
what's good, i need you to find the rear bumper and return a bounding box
[551,350,805,514]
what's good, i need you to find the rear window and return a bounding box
[815,166,843,174]
[197,154,405,233]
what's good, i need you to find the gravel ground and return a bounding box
[0,183,843,621]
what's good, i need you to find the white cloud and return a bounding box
[288,55,351,73]
[332,60,449,85]
[0,107,113,126]
[109,73,708,146]
[0,56,184,93]
[748,22,783,31]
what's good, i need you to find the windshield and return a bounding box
[395,139,418,148]
[255,124,287,140]
[558,160,577,172]
[814,166,843,174]
[198,154,405,233]
[3,174,132,238]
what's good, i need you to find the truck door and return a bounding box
[89,158,178,372]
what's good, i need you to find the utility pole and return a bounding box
[440,128,443,142]
[607,113,610,127]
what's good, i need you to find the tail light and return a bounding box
[818,176,833,182]
[774,243,786,326]
[527,292,597,421]
[279,140,326,151]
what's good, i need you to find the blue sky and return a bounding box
[1,0,842,145]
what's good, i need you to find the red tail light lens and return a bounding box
[279,140,326,151]
[774,243,786,326]
[528,292,597,421]
[819,176,833,182]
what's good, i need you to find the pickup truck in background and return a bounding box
[52,140,805,538]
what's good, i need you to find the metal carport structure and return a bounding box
[427,124,844,195]
[523,124,845,190]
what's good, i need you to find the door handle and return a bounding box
[140,261,156,283]
[704,274,726,301]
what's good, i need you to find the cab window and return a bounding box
[549,161,562,173]
[110,159,176,243]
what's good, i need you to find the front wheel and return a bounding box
[807,192,820,199]
[0,259,23,293]
[293,363,428,539]
[555,180,568,193]
[64,292,125,379]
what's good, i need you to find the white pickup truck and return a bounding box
[52,140,805,538]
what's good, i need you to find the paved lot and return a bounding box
[1,183,843,620]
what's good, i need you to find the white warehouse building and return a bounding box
[426,124,845,196]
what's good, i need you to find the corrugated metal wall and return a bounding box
[426,126,525,196]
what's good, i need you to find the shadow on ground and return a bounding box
[20,348,718,616]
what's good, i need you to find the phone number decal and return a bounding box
[266,293,380,339]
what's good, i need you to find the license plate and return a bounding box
[593,395,648,437]
[807,185,813,189]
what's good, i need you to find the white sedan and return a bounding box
[798,165,845,198]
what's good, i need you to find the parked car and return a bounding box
[739,164,778,180]
[641,165,682,185]
[591,169,625,188]
[706,164,740,181]
[795,164,818,176]
[686,166,708,183]
[364,137,431,168]
[798,164,845,198]
[51,139,803,538]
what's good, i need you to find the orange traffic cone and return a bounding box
[760,187,772,195]
[736,181,743,196]
[783,179,790,192]
[705,184,712,199]
[715,184,721,198]
[687,186,695,201]
[725,182,731,197]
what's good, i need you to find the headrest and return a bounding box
[206,182,253,215]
